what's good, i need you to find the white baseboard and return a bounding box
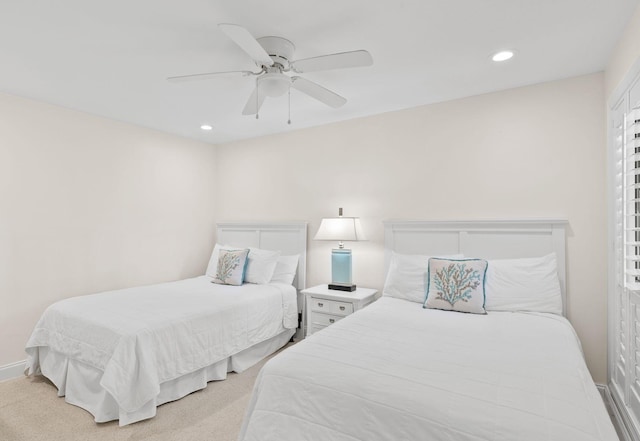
[598,383,639,441]
[0,360,26,382]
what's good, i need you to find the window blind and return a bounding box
[624,107,640,291]
[609,62,640,438]
[614,110,626,392]
[615,105,640,427]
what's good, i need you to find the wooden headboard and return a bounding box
[383,219,568,315]
[216,222,307,291]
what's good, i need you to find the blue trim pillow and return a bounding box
[423,258,488,314]
[213,248,249,286]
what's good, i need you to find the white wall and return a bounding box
[0,72,608,383]
[0,92,218,366]
[606,3,640,99]
[216,73,608,383]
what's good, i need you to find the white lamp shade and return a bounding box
[313,217,366,242]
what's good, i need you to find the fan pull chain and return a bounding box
[256,79,259,120]
[287,87,291,125]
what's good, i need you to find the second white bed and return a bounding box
[26,276,297,425]
[239,296,618,441]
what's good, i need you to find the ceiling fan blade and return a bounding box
[218,23,274,67]
[167,70,255,83]
[291,76,346,108]
[291,50,373,73]
[242,86,267,115]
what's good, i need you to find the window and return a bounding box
[610,74,640,435]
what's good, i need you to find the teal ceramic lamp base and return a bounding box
[329,248,356,292]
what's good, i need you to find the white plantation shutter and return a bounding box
[624,108,640,291]
[609,59,640,437]
[613,107,627,395]
[614,103,640,432]
[626,109,640,420]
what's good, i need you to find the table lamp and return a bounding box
[313,208,366,291]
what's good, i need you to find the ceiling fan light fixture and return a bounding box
[492,50,514,62]
[258,73,291,97]
[171,24,373,118]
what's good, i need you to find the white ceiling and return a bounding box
[0,0,637,144]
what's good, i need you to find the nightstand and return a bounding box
[302,285,378,337]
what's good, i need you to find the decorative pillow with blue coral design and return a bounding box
[213,248,249,286]
[424,258,488,314]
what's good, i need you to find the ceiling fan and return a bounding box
[167,24,374,117]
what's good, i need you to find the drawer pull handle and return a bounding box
[339,306,345,311]
[329,319,335,323]
[318,303,324,307]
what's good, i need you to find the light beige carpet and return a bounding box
[0,345,288,441]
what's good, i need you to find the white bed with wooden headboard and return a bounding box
[25,222,307,426]
[239,219,618,441]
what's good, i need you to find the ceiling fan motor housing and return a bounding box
[256,36,295,69]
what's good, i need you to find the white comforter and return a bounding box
[26,276,297,414]
[239,297,617,441]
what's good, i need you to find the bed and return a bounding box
[24,222,307,426]
[238,220,619,441]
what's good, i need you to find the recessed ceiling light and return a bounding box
[492,50,514,62]
[200,124,213,131]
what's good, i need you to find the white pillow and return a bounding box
[383,252,464,303]
[270,255,299,285]
[484,253,563,314]
[245,247,281,284]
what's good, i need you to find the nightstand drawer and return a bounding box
[309,312,344,327]
[331,301,353,316]
[309,298,354,316]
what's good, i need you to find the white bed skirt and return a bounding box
[34,328,294,426]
